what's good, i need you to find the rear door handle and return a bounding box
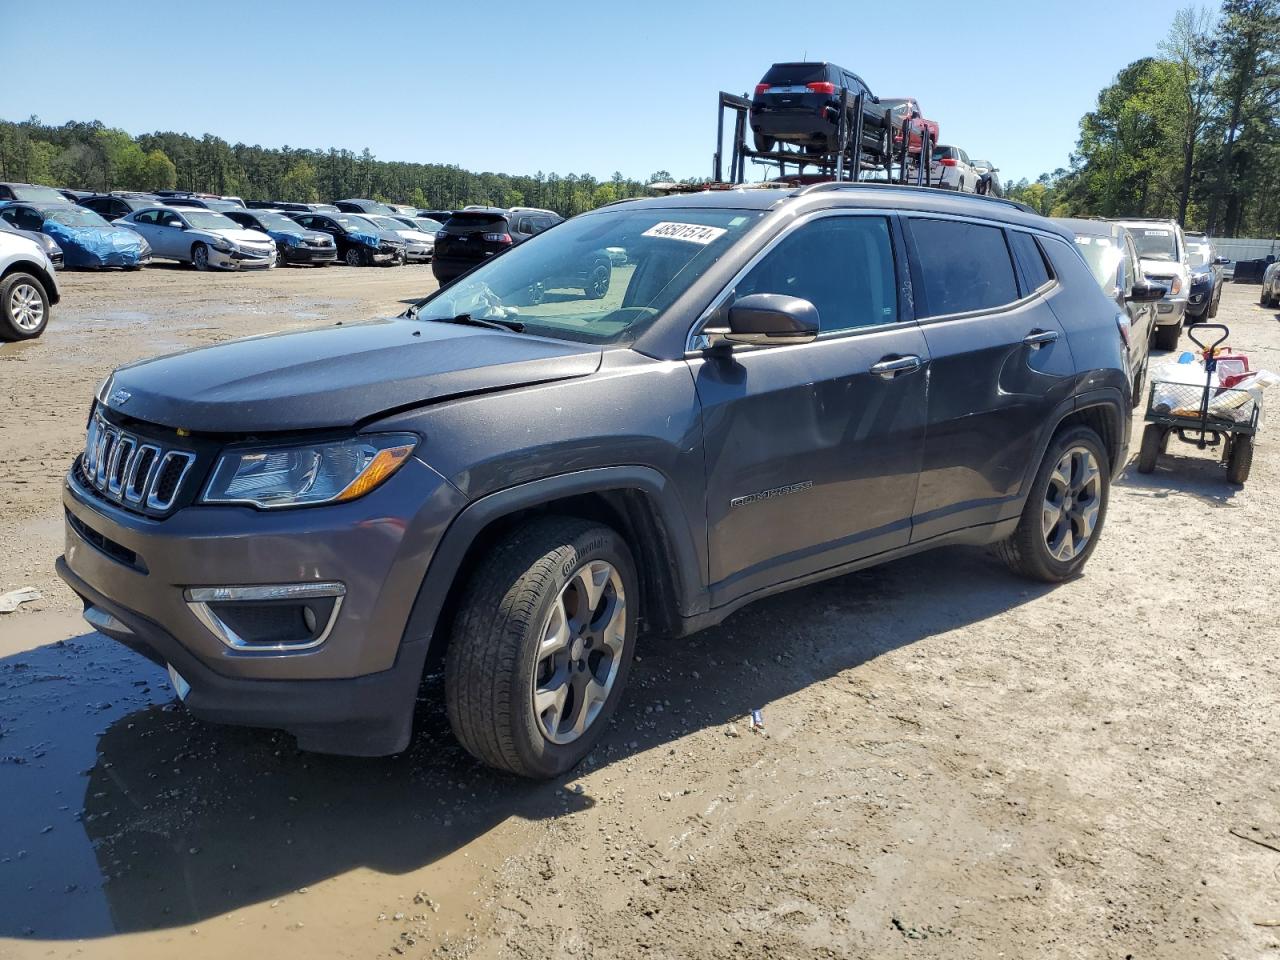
[1023,329,1060,348]
[870,355,924,379]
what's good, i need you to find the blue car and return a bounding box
[0,202,151,269]
[1184,232,1224,320]
[222,209,337,266]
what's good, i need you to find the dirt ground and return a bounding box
[0,269,1277,960]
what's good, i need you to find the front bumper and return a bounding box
[57,456,468,754]
[1154,297,1187,325]
[209,246,274,270]
[282,244,338,264]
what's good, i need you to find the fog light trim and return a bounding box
[183,582,346,652]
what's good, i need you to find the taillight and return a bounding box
[754,83,770,95]
[482,232,512,244]
[1116,313,1132,347]
[806,81,837,95]
[939,158,957,167]
[435,230,447,239]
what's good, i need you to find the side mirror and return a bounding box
[1128,278,1167,303]
[708,293,820,347]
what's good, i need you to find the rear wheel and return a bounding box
[0,271,49,341]
[997,426,1110,582]
[1137,423,1163,474]
[1153,320,1181,352]
[445,516,638,779]
[1132,356,1148,409]
[1226,435,1253,484]
[752,131,776,154]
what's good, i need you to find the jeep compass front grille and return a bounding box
[78,412,196,515]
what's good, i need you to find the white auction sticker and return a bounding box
[641,222,728,245]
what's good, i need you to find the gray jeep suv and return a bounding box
[58,184,1131,778]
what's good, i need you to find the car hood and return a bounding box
[395,230,434,243]
[100,317,603,432]
[208,227,273,244]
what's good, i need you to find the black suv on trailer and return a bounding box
[751,61,891,160]
[59,185,1131,779]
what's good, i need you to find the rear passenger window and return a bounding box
[736,216,898,332]
[1008,231,1052,291]
[908,218,1019,317]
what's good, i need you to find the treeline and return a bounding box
[0,118,674,216]
[1006,0,1280,237]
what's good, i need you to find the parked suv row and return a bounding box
[59,185,1131,780]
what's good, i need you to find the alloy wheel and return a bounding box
[8,282,44,332]
[532,560,627,745]
[1042,446,1101,562]
[193,246,209,270]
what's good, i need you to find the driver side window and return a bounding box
[734,216,899,333]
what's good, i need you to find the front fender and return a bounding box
[399,465,707,650]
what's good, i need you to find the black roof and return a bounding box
[593,183,1070,239]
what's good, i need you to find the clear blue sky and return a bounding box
[4,0,1208,189]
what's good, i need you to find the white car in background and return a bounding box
[116,206,276,270]
[1112,218,1190,351]
[1260,260,1280,307]
[367,214,435,262]
[930,144,980,192]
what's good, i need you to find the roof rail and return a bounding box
[792,180,1039,216]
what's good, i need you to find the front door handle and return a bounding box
[1023,329,1060,348]
[870,355,924,379]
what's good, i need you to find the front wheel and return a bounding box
[996,426,1110,582]
[1153,320,1181,351]
[1227,435,1253,484]
[1137,423,1163,474]
[0,271,49,341]
[344,247,365,267]
[191,243,210,271]
[445,517,638,779]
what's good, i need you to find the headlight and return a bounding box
[1170,276,1182,295]
[39,235,58,255]
[210,236,235,253]
[201,434,417,508]
[281,233,303,246]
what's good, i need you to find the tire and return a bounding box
[445,516,638,779]
[585,260,611,300]
[752,131,775,154]
[344,247,365,267]
[0,271,49,341]
[1153,320,1181,352]
[1226,435,1253,484]
[996,425,1110,582]
[276,246,287,268]
[1207,287,1220,318]
[191,243,210,271]
[1137,423,1162,474]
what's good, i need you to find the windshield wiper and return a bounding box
[404,307,524,333]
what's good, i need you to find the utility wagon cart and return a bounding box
[1137,323,1260,484]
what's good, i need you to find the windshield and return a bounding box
[1130,228,1177,261]
[335,215,378,234]
[183,210,239,230]
[416,207,763,345]
[1186,242,1213,268]
[12,185,67,204]
[367,215,407,233]
[43,206,110,228]
[1073,235,1124,290]
[253,212,302,233]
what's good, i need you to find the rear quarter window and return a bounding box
[908,218,1019,317]
[1008,231,1053,292]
